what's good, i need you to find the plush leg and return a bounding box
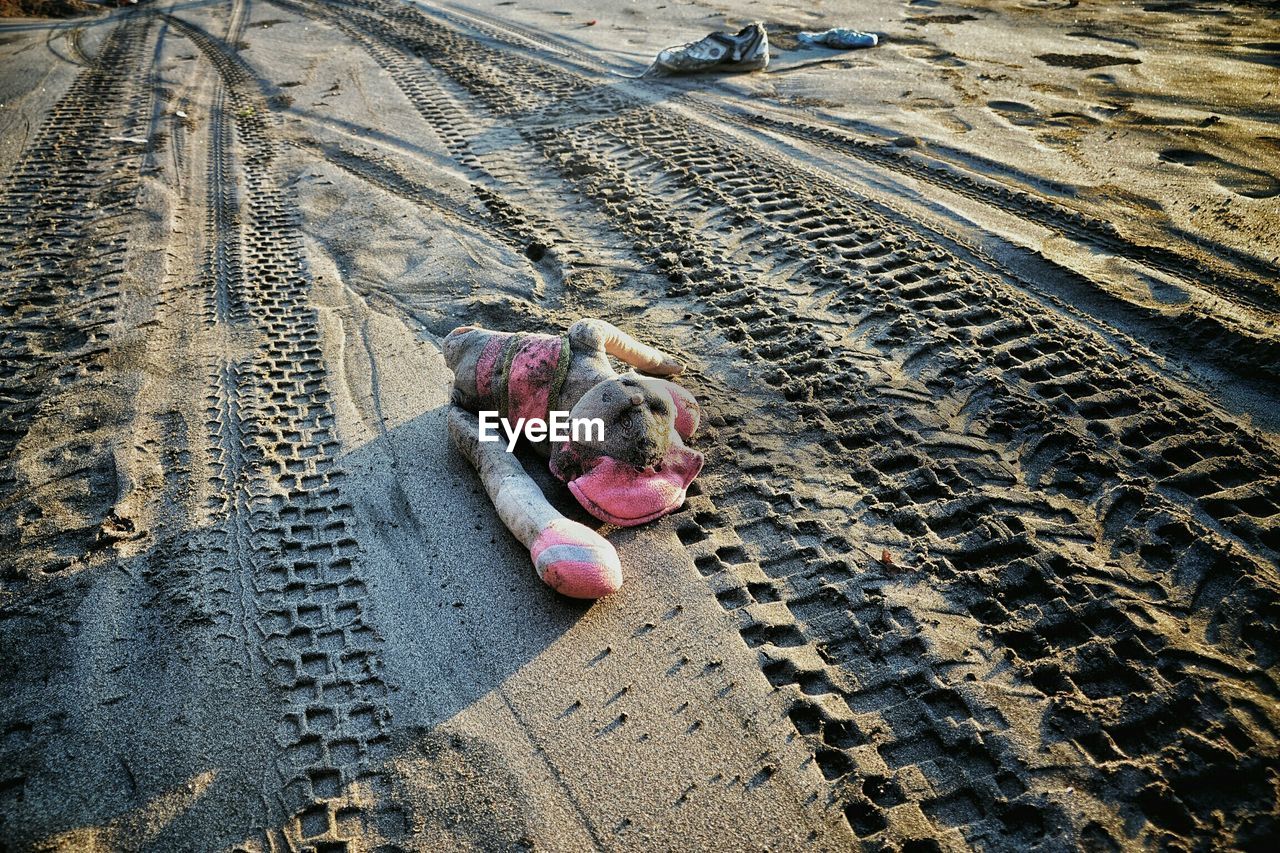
[447,406,622,599]
[570,318,684,376]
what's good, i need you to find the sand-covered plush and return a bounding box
[445,319,702,598]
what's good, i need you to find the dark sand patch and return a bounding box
[1037,52,1141,69]
[0,0,95,16]
[905,14,978,24]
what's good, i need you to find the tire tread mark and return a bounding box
[167,14,405,848]
[0,13,155,590]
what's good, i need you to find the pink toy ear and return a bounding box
[567,445,704,527]
[655,379,700,440]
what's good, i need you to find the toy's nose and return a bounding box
[629,392,644,406]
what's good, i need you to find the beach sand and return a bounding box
[1,0,1277,849]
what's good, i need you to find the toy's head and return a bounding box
[550,373,702,527]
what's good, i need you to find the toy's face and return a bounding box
[550,374,703,527]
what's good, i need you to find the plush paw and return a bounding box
[651,355,684,376]
[530,518,623,599]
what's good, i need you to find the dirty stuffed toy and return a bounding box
[444,319,703,599]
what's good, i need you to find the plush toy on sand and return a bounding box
[445,319,703,599]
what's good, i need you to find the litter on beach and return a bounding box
[642,22,879,77]
[796,28,879,49]
[644,22,770,76]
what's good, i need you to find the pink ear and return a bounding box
[657,380,700,439]
[664,444,704,485]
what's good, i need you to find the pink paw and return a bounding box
[531,519,623,599]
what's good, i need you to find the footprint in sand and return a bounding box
[903,44,966,68]
[905,97,972,133]
[936,111,972,133]
[987,100,1039,127]
[1159,148,1280,199]
[1045,111,1100,129]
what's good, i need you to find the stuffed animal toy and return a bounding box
[444,319,703,599]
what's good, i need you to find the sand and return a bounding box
[0,0,1276,850]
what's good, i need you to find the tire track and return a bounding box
[206,87,246,325]
[0,11,164,846]
[269,1,1280,847]
[346,0,1280,316]
[579,110,1280,558]
[736,111,1280,315]
[724,111,1280,386]
[317,0,1279,572]
[165,13,403,849]
[358,0,1280,387]
[288,136,558,273]
[547,87,1280,853]
[268,0,594,317]
[0,12,155,590]
[544,128,1278,849]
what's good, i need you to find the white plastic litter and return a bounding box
[796,28,879,49]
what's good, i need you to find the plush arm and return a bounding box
[447,406,622,599]
[569,318,683,376]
